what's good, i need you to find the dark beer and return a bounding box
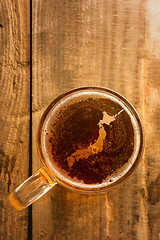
[43,91,134,185]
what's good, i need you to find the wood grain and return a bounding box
[0,1,30,239]
[32,0,160,239]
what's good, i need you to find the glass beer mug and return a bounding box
[9,87,144,210]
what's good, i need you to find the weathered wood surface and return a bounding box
[32,0,160,240]
[0,1,30,240]
[32,0,160,239]
[1,0,160,239]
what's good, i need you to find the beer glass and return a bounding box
[9,86,144,210]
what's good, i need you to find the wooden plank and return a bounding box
[0,1,30,239]
[144,1,160,239]
[32,0,160,239]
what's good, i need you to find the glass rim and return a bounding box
[37,86,144,193]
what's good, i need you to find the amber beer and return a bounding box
[41,87,139,188]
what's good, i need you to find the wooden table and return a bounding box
[1,0,160,239]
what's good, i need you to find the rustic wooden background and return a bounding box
[0,0,160,239]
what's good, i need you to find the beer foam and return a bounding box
[40,89,142,191]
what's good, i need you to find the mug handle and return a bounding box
[9,167,57,210]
